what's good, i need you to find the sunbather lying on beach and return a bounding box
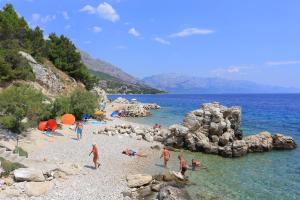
[122,149,147,157]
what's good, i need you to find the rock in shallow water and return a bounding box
[272,134,297,150]
[158,186,191,200]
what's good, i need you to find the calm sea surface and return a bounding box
[109,94,300,200]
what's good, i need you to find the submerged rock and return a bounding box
[158,186,191,200]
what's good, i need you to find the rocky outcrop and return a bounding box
[161,102,297,158]
[272,134,297,150]
[13,168,45,182]
[113,97,130,104]
[244,131,273,152]
[91,86,108,103]
[124,104,150,117]
[112,97,160,117]
[18,51,84,98]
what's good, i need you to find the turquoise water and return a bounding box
[109,94,300,200]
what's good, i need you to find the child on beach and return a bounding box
[178,155,187,177]
[122,149,147,157]
[160,147,171,168]
[89,143,101,169]
[75,122,83,140]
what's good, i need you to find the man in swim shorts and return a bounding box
[160,147,171,168]
[75,122,83,140]
[89,143,101,169]
[178,155,187,177]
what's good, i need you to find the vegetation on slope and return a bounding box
[0,4,96,89]
[90,70,164,94]
[0,85,98,134]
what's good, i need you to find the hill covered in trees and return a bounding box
[0,4,96,89]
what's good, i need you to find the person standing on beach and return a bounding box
[178,155,187,177]
[160,147,171,168]
[89,143,101,169]
[75,122,83,140]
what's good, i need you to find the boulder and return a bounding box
[91,86,108,103]
[14,168,45,182]
[126,174,152,188]
[218,144,233,157]
[144,133,154,142]
[219,130,234,146]
[25,181,54,197]
[272,134,297,150]
[182,113,200,131]
[132,185,153,199]
[169,124,189,137]
[158,186,191,200]
[232,140,248,157]
[244,131,273,152]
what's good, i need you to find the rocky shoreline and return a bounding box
[95,102,297,158]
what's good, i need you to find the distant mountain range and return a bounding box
[142,73,300,94]
[80,51,162,94]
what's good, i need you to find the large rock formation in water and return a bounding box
[163,102,297,157]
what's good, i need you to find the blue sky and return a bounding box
[1,0,300,87]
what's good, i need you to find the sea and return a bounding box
[109,94,300,200]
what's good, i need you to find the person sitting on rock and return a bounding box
[122,149,147,157]
[178,155,187,177]
[89,143,101,169]
[160,147,171,168]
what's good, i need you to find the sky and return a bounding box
[1,0,300,88]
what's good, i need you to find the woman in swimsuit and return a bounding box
[122,149,147,157]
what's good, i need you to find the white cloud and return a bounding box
[62,11,70,20]
[170,28,214,37]
[128,28,140,37]
[31,13,56,24]
[83,41,91,44]
[92,26,102,33]
[211,66,244,76]
[265,61,300,66]
[116,45,126,49]
[154,37,170,45]
[65,24,71,30]
[80,2,120,22]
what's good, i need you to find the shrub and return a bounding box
[52,96,72,117]
[0,85,50,133]
[0,157,25,177]
[70,90,98,119]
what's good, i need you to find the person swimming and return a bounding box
[122,149,147,157]
[190,159,201,171]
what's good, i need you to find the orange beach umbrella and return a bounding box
[38,121,47,131]
[60,114,76,125]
